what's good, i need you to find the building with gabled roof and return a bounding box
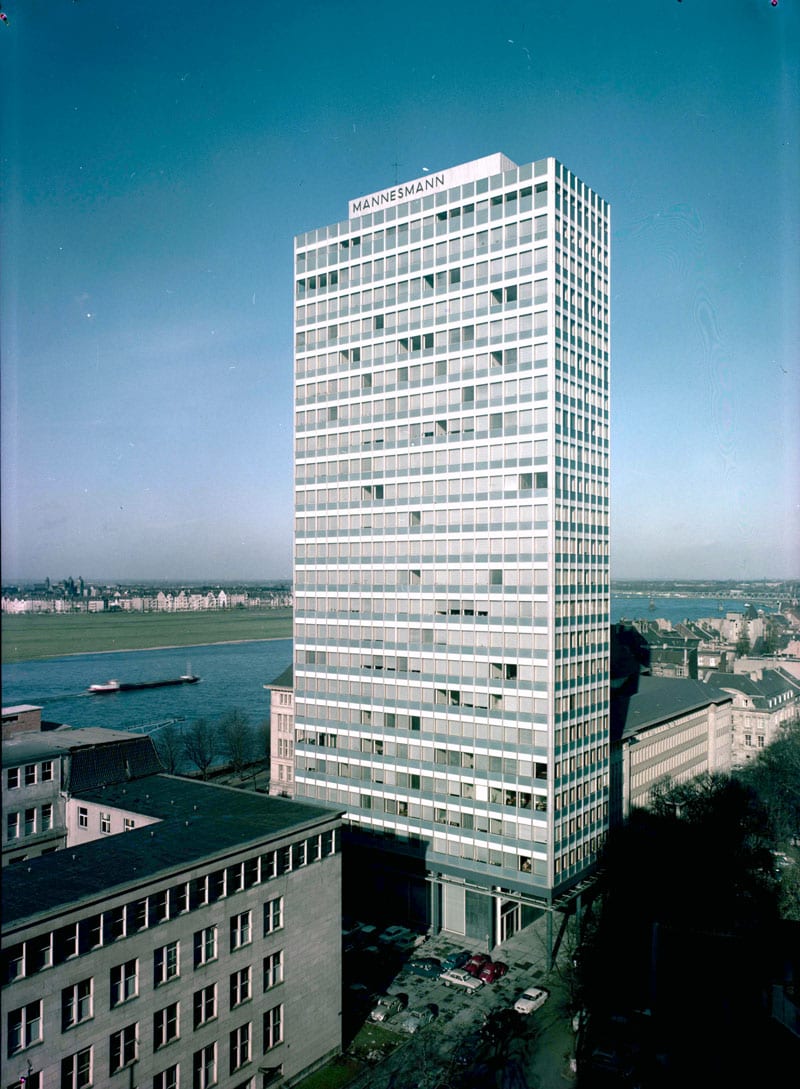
[705,668,800,765]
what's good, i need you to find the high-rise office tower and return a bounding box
[293,153,610,942]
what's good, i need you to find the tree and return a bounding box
[183,718,217,779]
[737,717,800,847]
[218,709,252,777]
[153,721,183,774]
[735,630,751,657]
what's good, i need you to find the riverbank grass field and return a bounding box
[1,608,293,663]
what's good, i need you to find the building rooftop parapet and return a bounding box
[2,774,343,929]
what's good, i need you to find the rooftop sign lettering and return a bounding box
[350,174,446,215]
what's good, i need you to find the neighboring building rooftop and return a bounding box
[1,726,157,770]
[612,675,733,742]
[2,774,342,927]
[706,668,800,708]
[267,664,293,688]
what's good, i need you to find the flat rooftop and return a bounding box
[2,774,342,929]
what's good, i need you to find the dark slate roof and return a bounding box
[611,675,733,743]
[1,727,140,768]
[2,774,342,928]
[267,664,293,688]
[705,668,800,707]
[66,735,164,791]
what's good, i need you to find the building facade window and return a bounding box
[7,767,20,789]
[61,1046,92,1089]
[100,812,112,834]
[62,978,93,1030]
[154,941,180,986]
[263,897,283,935]
[24,808,37,837]
[153,1002,180,1050]
[193,926,217,968]
[263,1005,283,1052]
[263,950,283,991]
[230,966,251,1009]
[124,818,136,832]
[41,760,54,781]
[7,811,20,839]
[230,910,252,951]
[193,984,217,1029]
[229,1022,251,1074]
[193,1042,217,1089]
[110,959,138,1007]
[109,1023,138,1073]
[25,763,37,786]
[153,1064,179,1089]
[7,999,43,1055]
[78,806,88,829]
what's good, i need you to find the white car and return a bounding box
[514,985,550,1014]
[440,967,484,993]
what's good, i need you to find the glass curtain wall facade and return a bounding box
[292,153,610,913]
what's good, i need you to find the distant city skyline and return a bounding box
[2,2,798,582]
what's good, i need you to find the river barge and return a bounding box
[88,675,200,694]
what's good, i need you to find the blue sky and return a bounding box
[1,0,798,583]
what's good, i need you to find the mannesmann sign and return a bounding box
[348,153,517,218]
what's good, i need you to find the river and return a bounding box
[1,596,763,736]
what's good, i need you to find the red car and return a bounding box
[464,953,491,978]
[479,959,508,983]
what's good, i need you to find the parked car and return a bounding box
[396,1005,438,1034]
[479,959,508,983]
[514,985,550,1014]
[369,992,407,1022]
[379,925,415,947]
[464,952,491,977]
[407,956,442,978]
[441,948,472,971]
[440,967,484,993]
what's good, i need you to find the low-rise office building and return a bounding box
[1,774,344,1089]
[610,676,733,824]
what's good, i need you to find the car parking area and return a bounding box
[336,919,577,1089]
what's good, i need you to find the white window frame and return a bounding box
[110,959,138,1007]
[193,926,217,968]
[7,999,43,1054]
[230,910,252,951]
[62,1046,93,1089]
[263,950,283,992]
[263,896,283,935]
[263,1004,283,1052]
[109,1023,138,1073]
[230,965,251,1009]
[154,941,180,986]
[193,983,217,1029]
[153,1002,179,1050]
[62,977,93,1030]
[193,1042,217,1089]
